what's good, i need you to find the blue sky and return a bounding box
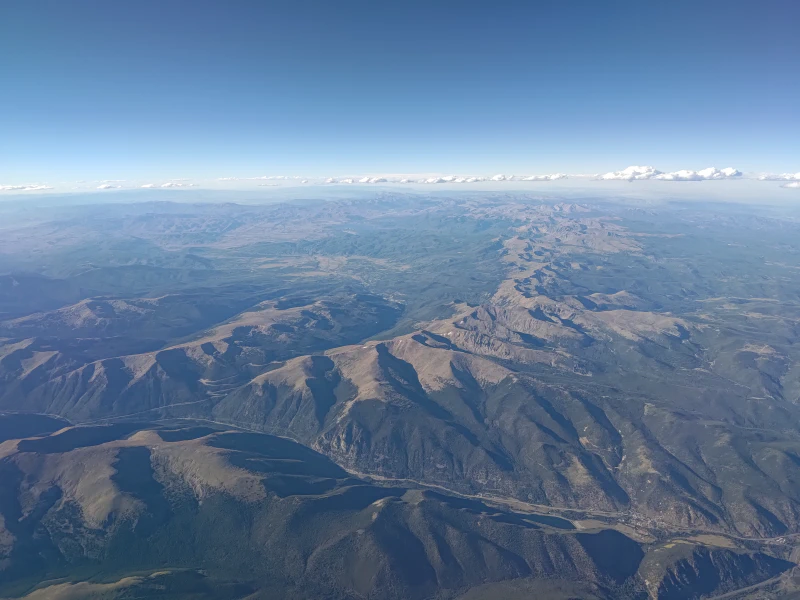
[1,0,798,184]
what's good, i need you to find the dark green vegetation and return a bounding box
[1,193,800,598]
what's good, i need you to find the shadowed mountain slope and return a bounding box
[0,420,792,600]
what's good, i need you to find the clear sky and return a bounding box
[1,0,798,184]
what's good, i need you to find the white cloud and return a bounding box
[653,170,701,181]
[410,174,494,184]
[783,181,800,189]
[142,182,194,188]
[346,174,539,184]
[198,166,776,188]
[601,166,741,181]
[0,184,53,191]
[347,176,388,183]
[217,176,294,182]
[655,167,741,181]
[418,174,567,183]
[601,166,662,181]
[97,184,120,190]
[420,176,480,183]
[519,173,567,181]
[759,172,800,181]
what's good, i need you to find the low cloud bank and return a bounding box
[601,166,741,181]
[759,172,800,182]
[0,184,53,191]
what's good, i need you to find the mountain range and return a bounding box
[1,193,799,598]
